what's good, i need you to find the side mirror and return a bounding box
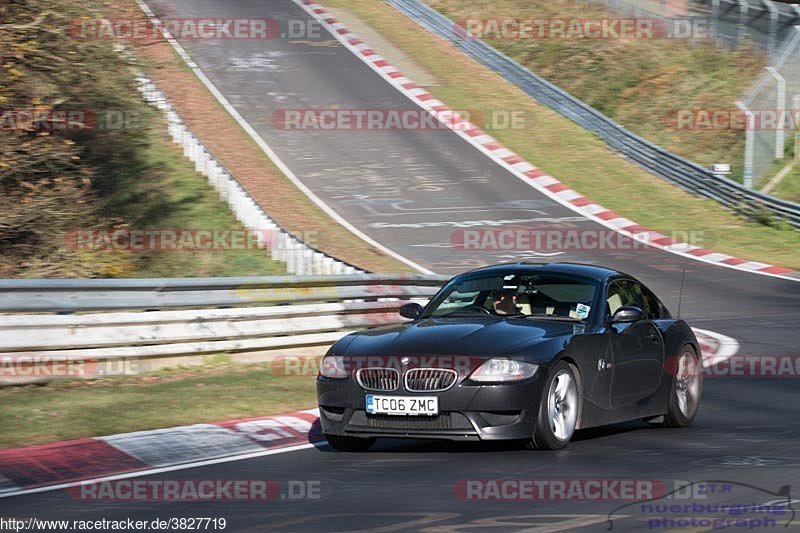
[399,302,423,320]
[611,306,643,323]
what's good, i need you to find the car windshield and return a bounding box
[424,272,597,321]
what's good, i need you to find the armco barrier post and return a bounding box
[322,256,334,275]
[173,121,185,146]
[195,148,207,174]
[294,246,305,275]
[303,249,314,275]
[312,252,324,275]
[219,173,230,201]
[182,133,191,158]
[272,232,286,262]
[205,157,216,179]
[285,239,297,274]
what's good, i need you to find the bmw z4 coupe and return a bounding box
[317,262,702,450]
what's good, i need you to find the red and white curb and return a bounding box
[0,409,323,499]
[0,329,737,499]
[292,0,800,283]
[693,328,740,367]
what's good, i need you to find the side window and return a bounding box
[606,280,650,318]
[628,281,654,320]
[641,286,662,320]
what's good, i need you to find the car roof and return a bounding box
[460,262,627,282]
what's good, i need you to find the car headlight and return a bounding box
[320,355,348,379]
[470,359,538,382]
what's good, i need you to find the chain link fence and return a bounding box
[740,25,800,187]
[586,0,800,55]
[586,0,800,187]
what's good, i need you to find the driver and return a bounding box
[492,289,520,315]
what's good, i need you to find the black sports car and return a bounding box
[317,262,702,450]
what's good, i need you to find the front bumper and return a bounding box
[317,371,546,441]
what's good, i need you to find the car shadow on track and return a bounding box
[312,420,653,453]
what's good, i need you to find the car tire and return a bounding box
[324,434,376,452]
[529,361,581,450]
[663,344,702,428]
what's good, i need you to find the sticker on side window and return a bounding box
[575,303,591,320]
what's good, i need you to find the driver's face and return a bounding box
[494,292,518,313]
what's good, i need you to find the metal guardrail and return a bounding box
[386,0,800,229]
[0,274,449,312]
[0,275,450,385]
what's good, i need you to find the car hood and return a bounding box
[338,316,582,362]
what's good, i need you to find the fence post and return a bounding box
[763,0,779,56]
[711,0,720,43]
[796,133,800,162]
[737,0,749,47]
[794,95,800,161]
[766,68,786,160]
[737,101,755,188]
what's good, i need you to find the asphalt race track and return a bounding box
[2,0,799,530]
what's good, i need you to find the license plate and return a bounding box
[366,395,439,416]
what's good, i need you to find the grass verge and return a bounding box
[326,0,800,270]
[775,165,800,203]
[95,118,288,278]
[0,362,317,449]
